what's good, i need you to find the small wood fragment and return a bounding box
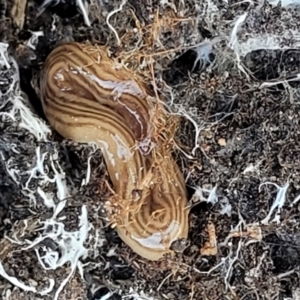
[11,0,27,30]
[200,221,218,256]
[230,225,262,241]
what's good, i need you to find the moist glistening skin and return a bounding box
[39,42,189,261]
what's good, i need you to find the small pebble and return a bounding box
[218,138,226,146]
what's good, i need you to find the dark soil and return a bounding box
[1,0,300,299]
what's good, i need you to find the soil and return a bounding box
[1,0,300,299]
